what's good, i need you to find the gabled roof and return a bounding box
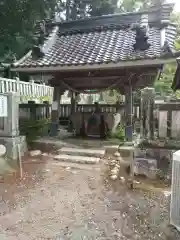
[12,3,180,73]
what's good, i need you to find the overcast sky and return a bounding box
[175,0,180,12]
[168,0,180,12]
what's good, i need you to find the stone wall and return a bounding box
[135,147,173,180]
[119,146,173,180]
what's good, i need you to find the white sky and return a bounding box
[168,0,180,12]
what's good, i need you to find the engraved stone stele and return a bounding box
[0,145,6,156]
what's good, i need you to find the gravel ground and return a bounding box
[0,158,179,240]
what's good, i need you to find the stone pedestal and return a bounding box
[134,147,172,180]
[0,136,27,161]
[0,92,28,172]
[0,93,27,163]
[0,92,19,137]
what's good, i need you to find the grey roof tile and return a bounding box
[13,4,178,69]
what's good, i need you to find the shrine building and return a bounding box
[10,3,180,141]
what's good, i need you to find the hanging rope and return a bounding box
[59,77,125,94]
[59,72,156,94]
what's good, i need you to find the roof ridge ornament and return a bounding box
[161,40,176,58]
[132,14,151,51]
[32,45,45,59]
[32,20,46,59]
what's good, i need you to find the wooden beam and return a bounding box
[157,102,180,111]
[62,76,122,81]
[50,66,159,79]
[11,58,172,73]
[49,69,158,95]
[50,77,125,87]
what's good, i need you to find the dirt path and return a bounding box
[0,159,179,240]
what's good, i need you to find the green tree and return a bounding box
[0,0,62,62]
[66,0,165,20]
[65,0,119,20]
[153,12,180,97]
[117,0,164,12]
[154,64,176,96]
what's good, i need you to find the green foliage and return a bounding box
[88,0,118,16]
[65,0,118,20]
[153,12,180,97]
[154,64,176,97]
[102,90,123,104]
[0,0,59,62]
[117,0,165,12]
[20,119,50,144]
[171,13,180,46]
[66,0,165,20]
[117,0,150,12]
[148,11,179,97]
[20,95,51,103]
[111,124,125,141]
[39,95,51,102]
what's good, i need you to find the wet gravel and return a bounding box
[0,159,179,240]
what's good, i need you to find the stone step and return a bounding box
[104,145,119,155]
[58,147,105,158]
[54,154,100,164]
[118,146,135,158]
[52,161,101,171]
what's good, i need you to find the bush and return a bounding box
[19,119,50,144]
[111,124,125,141]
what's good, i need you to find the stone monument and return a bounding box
[0,92,27,161]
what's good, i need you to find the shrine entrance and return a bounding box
[51,67,157,143]
[87,113,100,137]
[70,100,113,139]
[86,108,105,138]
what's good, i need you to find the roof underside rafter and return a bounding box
[48,65,159,94]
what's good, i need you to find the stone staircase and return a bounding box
[53,147,105,166]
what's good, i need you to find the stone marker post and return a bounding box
[125,85,133,143]
[0,92,27,160]
[0,92,19,137]
[140,88,155,140]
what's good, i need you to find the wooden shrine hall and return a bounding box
[11,3,180,141]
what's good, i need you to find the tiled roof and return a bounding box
[13,4,178,70]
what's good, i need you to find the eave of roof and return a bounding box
[11,57,178,73]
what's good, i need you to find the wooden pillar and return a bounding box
[125,85,133,142]
[49,86,63,136]
[70,91,77,115]
[68,91,77,132]
[52,86,61,120]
